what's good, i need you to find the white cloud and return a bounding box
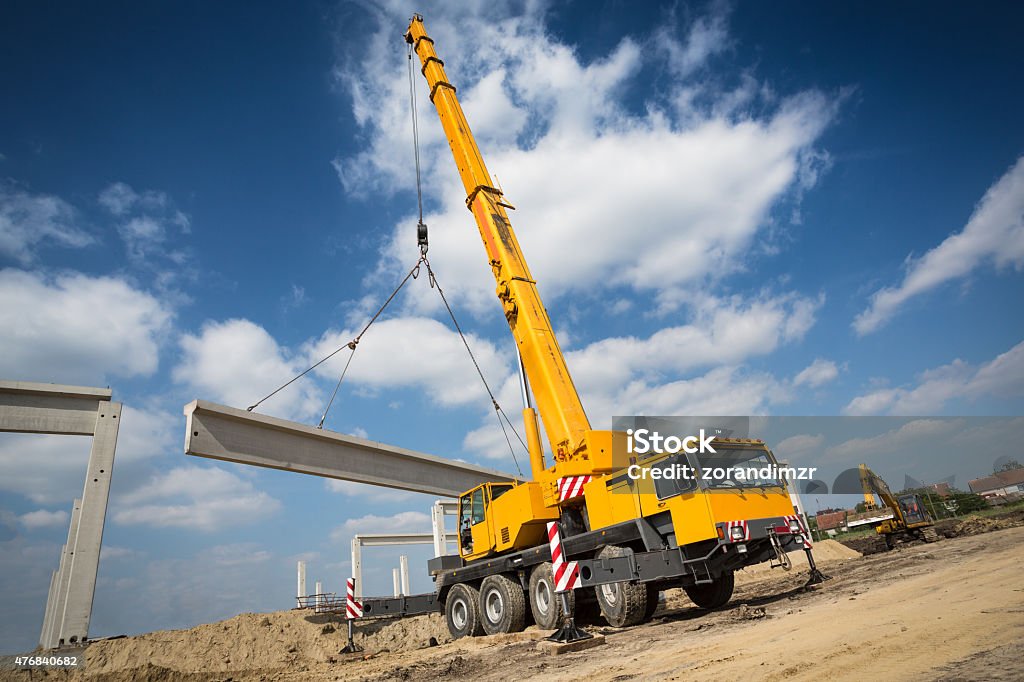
[306,316,510,407]
[566,292,821,399]
[113,465,281,532]
[844,340,1024,415]
[461,290,817,459]
[855,156,1024,334]
[99,182,158,216]
[100,545,140,561]
[0,269,172,384]
[330,510,433,544]
[464,365,790,460]
[0,184,93,263]
[793,358,839,388]
[174,318,322,420]
[337,5,838,318]
[822,419,961,465]
[119,216,165,261]
[773,433,826,459]
[18,509,69,529]
[653,7,730,79]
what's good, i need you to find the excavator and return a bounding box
[851,464,939,548]
[400,15,816,638]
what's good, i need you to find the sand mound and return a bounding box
[734,539,860,584]
[80,608,449,678]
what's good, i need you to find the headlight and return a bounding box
[788,519,802,534]
[730,526,745,540]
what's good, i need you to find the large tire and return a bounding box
[594,545,649,628]
[479,574,527,635]
[683,571,734,610]
[529,562,571,630]
[643,584,661,621]
[445,583,484,639]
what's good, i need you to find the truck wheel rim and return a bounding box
[601,583,619,606]
[452,598,467,629]
[485,589,504,622]
[536,581,551,615]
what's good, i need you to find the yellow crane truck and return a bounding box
[358,15,816,638]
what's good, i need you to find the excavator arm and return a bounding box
[405,15,592,472]
[859,464,906,525]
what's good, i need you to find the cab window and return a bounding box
[459,492,473,528]
[490,484,513,501]
[651,453,697,500]
[471,488,485,524]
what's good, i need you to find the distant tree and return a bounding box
[948,491,987,514]
[854,501,868,513]
[996,459,1022,473]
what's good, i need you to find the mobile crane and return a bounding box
[852,464,939,548]
[383,15,815,638]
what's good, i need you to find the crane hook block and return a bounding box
[417,221,429,250]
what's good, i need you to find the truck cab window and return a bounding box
[471,488,485,525]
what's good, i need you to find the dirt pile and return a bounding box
[76,608,448,678]
[947,512,1024,537]
[734,539,860,584]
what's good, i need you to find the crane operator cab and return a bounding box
[458,483,515,557]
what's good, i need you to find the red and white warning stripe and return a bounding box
[785,515,813,548]
[546,522,581,593]
[346,577,363,619]
[557,475,592,502]
[725,519,749,542]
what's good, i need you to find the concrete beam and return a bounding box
[184,400,520,498]
[0,381,112,435]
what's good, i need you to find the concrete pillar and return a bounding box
[431,501,447,557]
[39,569,59,648]
[399,555,410,596]
[315,580,323,607]
[350,538,362,599]
[58,402,120,645]
[46,498,81,648]
[296,561,306,607]
[392,568,400,597]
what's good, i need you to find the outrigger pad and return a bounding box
[804,567,832,588]
[802,547,832,588]
[545,617,594,644]
[339,640,364,654]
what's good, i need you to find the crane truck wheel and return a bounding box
[594,545,649,628]
[643,584,661,620]
[683,571,735,610]
[479,574,527,635]
[445,583,484,639]
[529,561,572,630]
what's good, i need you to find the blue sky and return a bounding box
[1,0,1023,653]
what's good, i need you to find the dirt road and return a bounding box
[5,527,1022,681]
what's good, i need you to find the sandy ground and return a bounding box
[4,524,1022,682]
